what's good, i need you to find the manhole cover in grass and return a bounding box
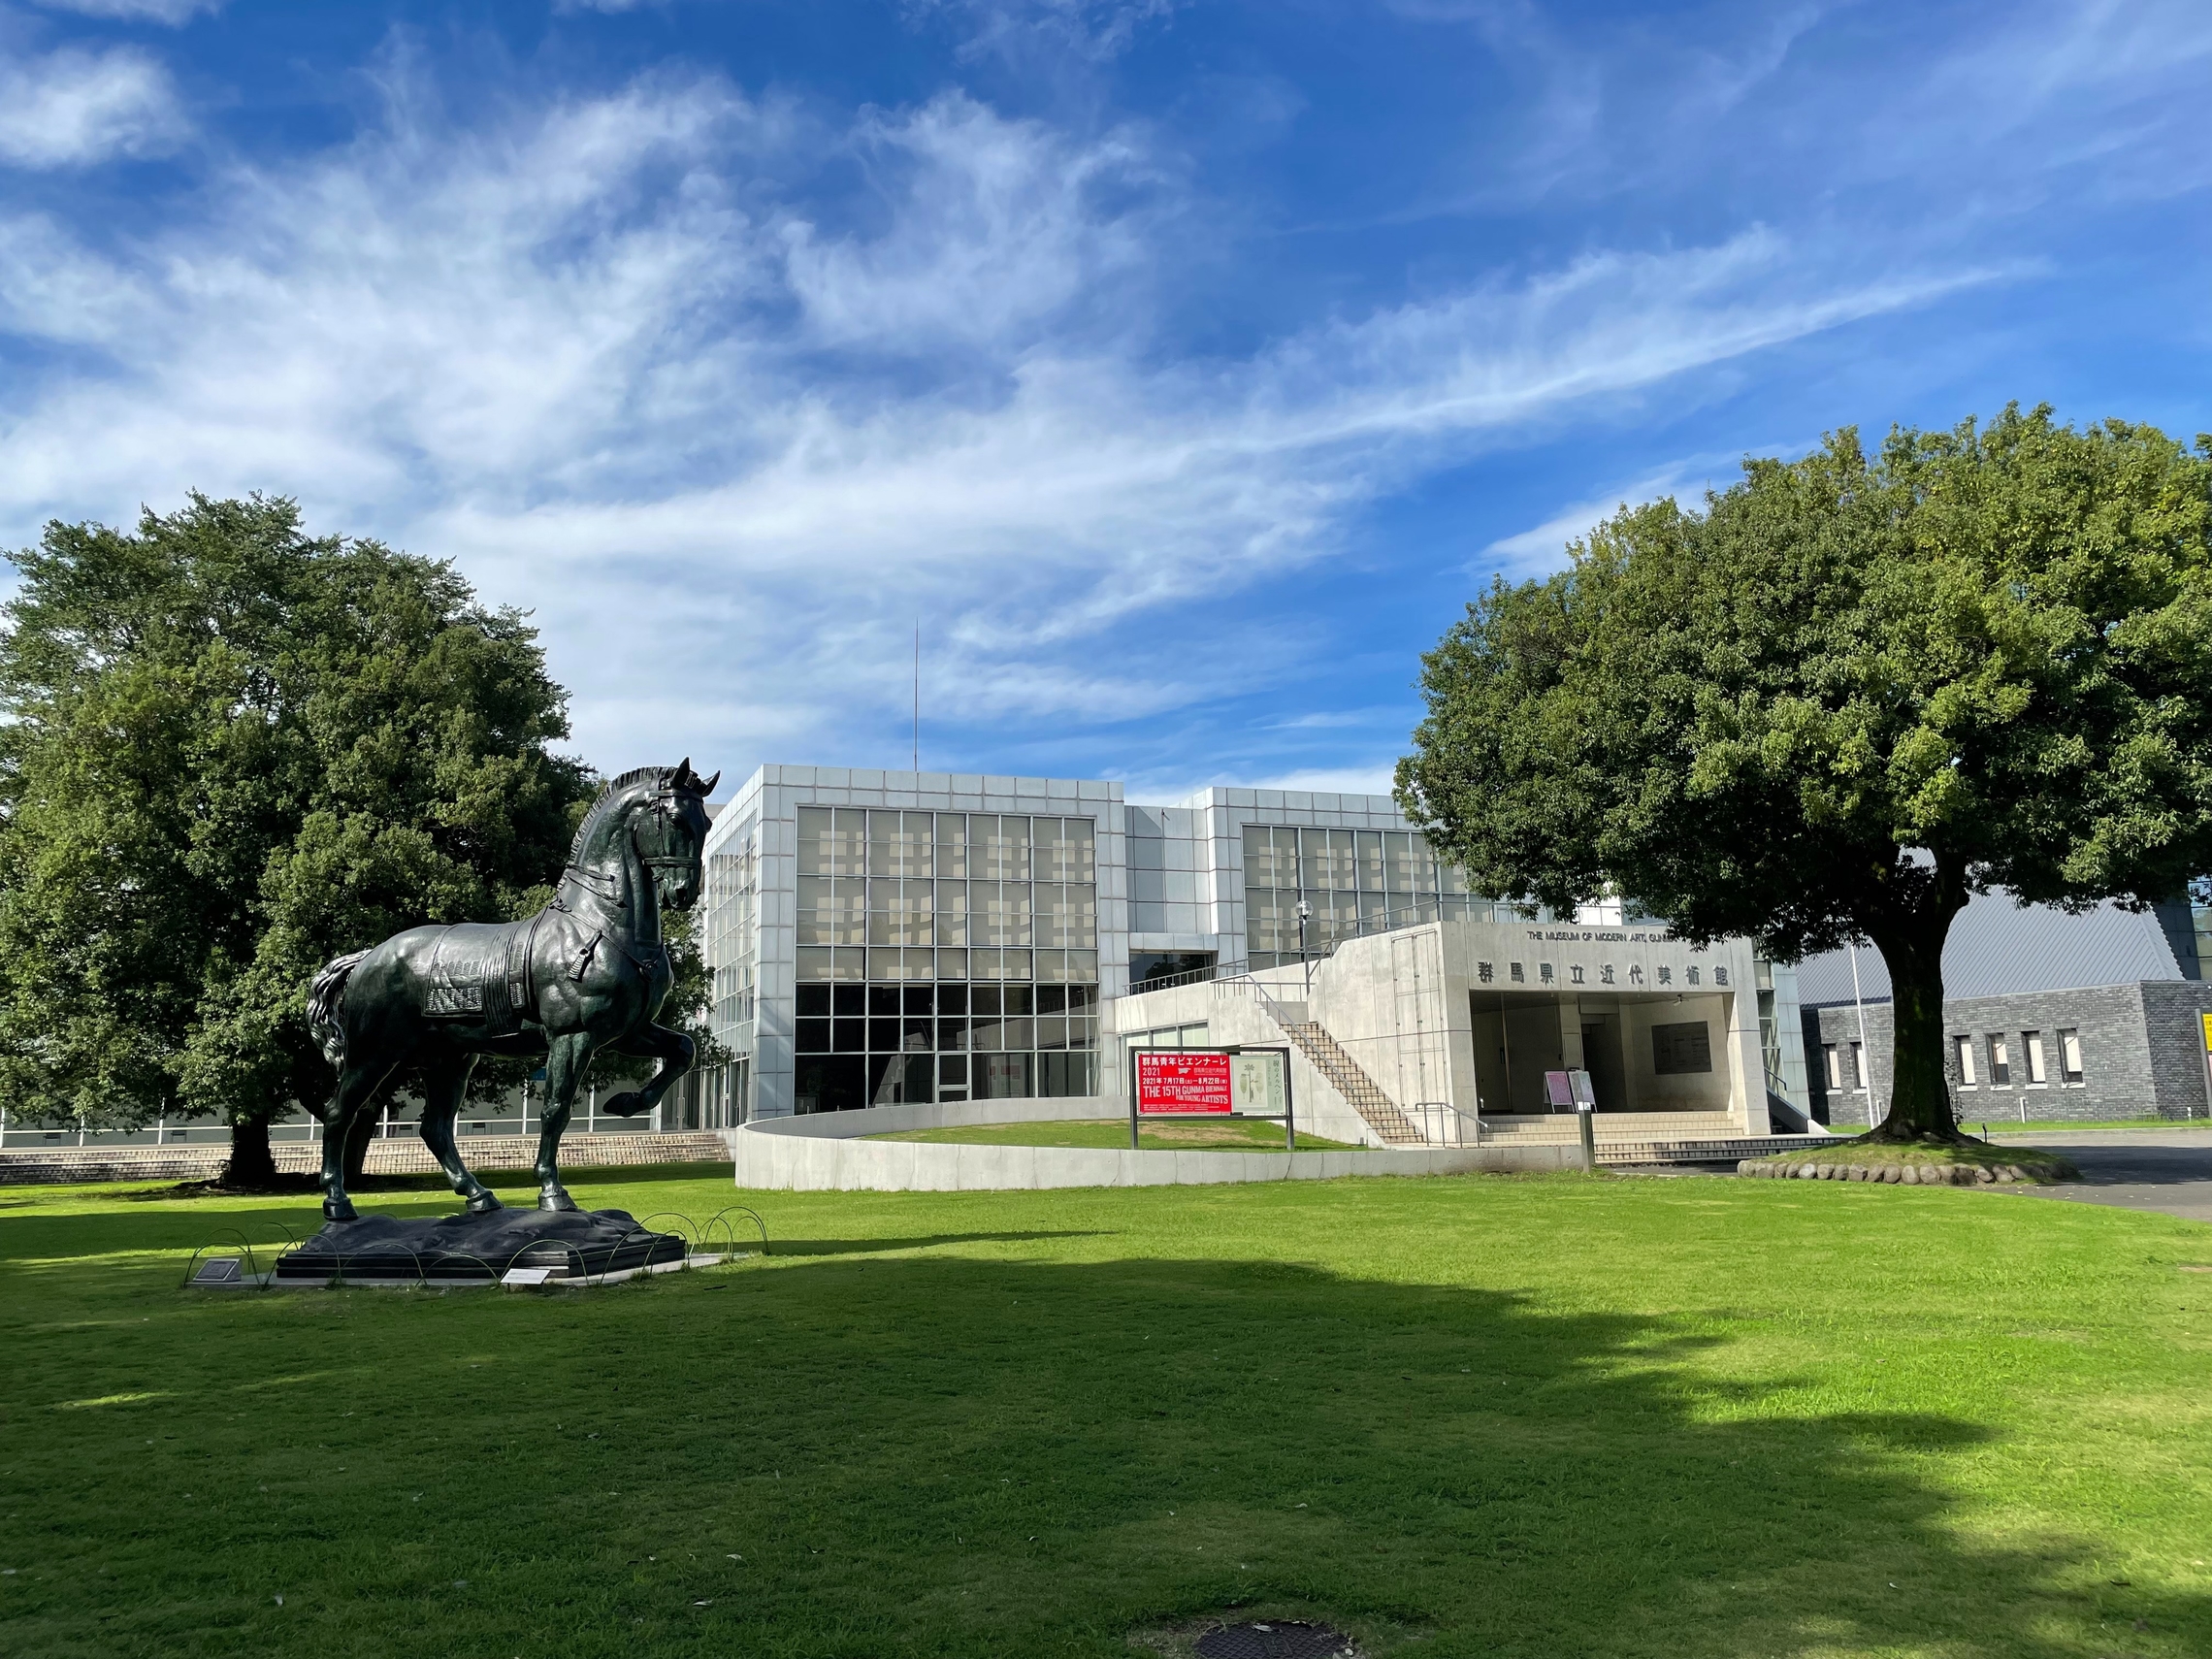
[1194,1621,1354,1659]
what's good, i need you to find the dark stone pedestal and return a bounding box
[275,1207,684,1283]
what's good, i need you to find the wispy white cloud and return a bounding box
[0,45,188,168]
[32,0,224,21]
[909,0,1179,65]
[0,67,1991,773]
[1478,464,1713,574]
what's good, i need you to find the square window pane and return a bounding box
[1383,830,1414,893]
[1062,818,1095,882]
[937,983,968,1014]
[797,946,835,981]
[1243,824,1280,888]
[976,814,1031,881]
[970,984,1000,1017]
[1002,949,1031,980]
[795,1018,830,1053]
[938,1017,970,1050]
[797,984,830,1017]
[1412,837,1440,891]
[938,947,968,977]
[831,1018,866,1053]
[1356,830,1385,892]
[830,809,867,876]
[797,808,833,876]
[1065,960,1097,991]
[1034,948,1067,981]
[794,1054,864,1114]
[979,1052,1032,1099]
[832,982,864,1015]
[935,813,967,878]
[938,1053,968,1087]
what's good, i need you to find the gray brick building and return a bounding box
[1799,892,2212,1125]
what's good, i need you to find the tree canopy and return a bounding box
[0,495,596,1179]
[1396,406,2212,1139]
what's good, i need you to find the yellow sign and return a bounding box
[2202,1012,2212,1054]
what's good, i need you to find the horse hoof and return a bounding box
[602,1091,646,1119]
[466,1190,504,1215]
[323,1197,357,1222]
[538,1189,578,1214]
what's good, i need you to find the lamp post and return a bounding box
[1295,895,1314,997]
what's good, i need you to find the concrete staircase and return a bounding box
[1274,1020,1427,1146]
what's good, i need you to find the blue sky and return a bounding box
[1,1,2206,799]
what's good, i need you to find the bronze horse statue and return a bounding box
[306,761,717,1221]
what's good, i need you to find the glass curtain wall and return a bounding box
[1243,826,1490,968]
[792,807,1100,1112]
[702,815,760,1128]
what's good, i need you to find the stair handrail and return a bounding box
[1407,1100,1486,1146]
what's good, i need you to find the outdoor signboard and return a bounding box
[1229,1050,1288,1119]
[1128,1046,1297,1150]
[1543,1069,1597,1110]
[1135,1051,1233,1115]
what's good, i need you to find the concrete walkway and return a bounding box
[1995,1131,2212,1225]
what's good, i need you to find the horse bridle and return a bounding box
[633,781,705,881]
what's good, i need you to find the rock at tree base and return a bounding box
[275,1207,684,1282]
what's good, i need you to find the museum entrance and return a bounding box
[1469,990,1735,1116]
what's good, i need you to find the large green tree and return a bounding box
[0,495,594,1183]
[1397,407,2212,1141]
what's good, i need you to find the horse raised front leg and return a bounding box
[599,1023,697,1122]
[535,1030,598,1213]
[417,1051,501,1215]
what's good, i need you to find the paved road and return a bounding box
[1993,1131,2212,1224]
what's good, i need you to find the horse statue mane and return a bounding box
[566,758,719,865]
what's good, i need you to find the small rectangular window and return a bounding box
[1824,1044,1843,1090]
[1651,1021,1712,1075]
[2024,1031,2048,1085]
[1987,1034,2010,1085]
[2058,1027,2084,1084]
[1953,1035,1978,1086]
[1848,1042,1865,1090]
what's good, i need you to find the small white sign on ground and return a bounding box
[501,1266,556,1287]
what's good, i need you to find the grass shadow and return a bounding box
[2,1191,2205,1658]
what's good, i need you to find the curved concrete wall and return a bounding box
[725,1098,1579,1191]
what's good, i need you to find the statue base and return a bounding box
[275,1206,684,1283]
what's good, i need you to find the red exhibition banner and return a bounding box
[1135,1051,1233,1114]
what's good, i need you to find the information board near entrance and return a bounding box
[1130,1047,1296,1150]
[1135,1051,1233,1114]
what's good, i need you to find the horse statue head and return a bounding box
[631,757,718,912]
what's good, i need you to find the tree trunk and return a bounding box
[1866,917,1964,1142]
[223,1117,279,1188]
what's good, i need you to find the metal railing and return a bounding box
[1405,1101,1486,1145]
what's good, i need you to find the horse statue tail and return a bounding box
[308,949,370,1067]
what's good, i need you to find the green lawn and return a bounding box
[3,1166,2210,1658]
[867,1117,1364,1153]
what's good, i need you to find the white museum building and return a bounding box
[693,766,1815,1150]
